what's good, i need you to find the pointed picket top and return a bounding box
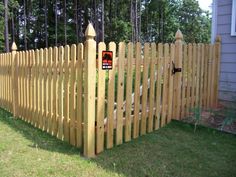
[85,23,96,40]
[215,35,221,43]
[175,29,183,41]
[11,42,17,51]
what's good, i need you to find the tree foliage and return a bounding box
[0,0,211,52]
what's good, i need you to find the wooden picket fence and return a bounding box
[0,24,221,157]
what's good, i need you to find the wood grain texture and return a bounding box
[155,43,163,130]
[147,43,156,132]
[133,42,141,138]
[125,42,133,142]
[107,42,116,148]
[76,43,83,148]
[141,43,150,135]
[96,42,106,153]
[116,42,125,145]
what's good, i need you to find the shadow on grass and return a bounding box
[0,108,81,156]
[0,107,236,177]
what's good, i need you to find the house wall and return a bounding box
[214,0,236,101]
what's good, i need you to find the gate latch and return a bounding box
[172,61,182,75]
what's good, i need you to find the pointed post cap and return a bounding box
[85,23,96,40]
[175,29,183,41]
[11,42,17,51]
[215,35,221,43]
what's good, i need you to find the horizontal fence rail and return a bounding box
[0,24,221,157]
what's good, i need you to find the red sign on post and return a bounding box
[102,51,113,70]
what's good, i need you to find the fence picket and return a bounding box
[196,44,201,107]
[207,45,213,108]
[0,55,2,107]
[155,43,163,130]
[203,45,209,108]
[0,55,1,106]
[31,50,36,125]
[64,45,70,142]
[125,42,133,142]
[69,44,76,146]
[8,53,11,111]
[199,44,204,108]
[161,44,169,127]
[76,43,83,148]
[181,45,187,118]
[58,46,64,140]
[147,43,156,132]
[215,37,221,106]
[191,44,196,108]
[39,49,44,128]
[211,45,216,107]
[29,50,33,124]
[35,50,40,127]
[19,52,22,118]
[106,42,116,148]
[141,43,150,135]
[3,54,5,108]
[133,42,141,138]
[26,51,30,122]
[43,49,48,130]
[167,44,175,123]
[116,42,125,145]
[48,48,53,133]
[52,47,59,136]
[96,42,106,153]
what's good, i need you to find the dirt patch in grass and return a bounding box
[182,101,236,134]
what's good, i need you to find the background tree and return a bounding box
[4,0,9,52]
[0,0,211,52]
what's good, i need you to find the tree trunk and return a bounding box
[75,0,79,43]
[23,0,27,50]
[11,13,15,43]
[162,3,165,42]
[55,0,58,46]
[94,0,97,41]
[158,5,161,42]
[79,1,83,42]
[64,0,67,45]
[130,0,134,42]
[45,0,48,47]
[135,0,138,42]
[4,0,9,52]
[101,0,104,42]
[139,0,141,42]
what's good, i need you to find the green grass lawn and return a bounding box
[0,108,235,177]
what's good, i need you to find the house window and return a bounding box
[231,0,236,36]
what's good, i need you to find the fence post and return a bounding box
[173,30,183,120]
[214,36,221,107]
[84,23,96,157]
[11,42,18,117]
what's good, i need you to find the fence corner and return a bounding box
[84,23,96,158]
[11,42,18,118]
